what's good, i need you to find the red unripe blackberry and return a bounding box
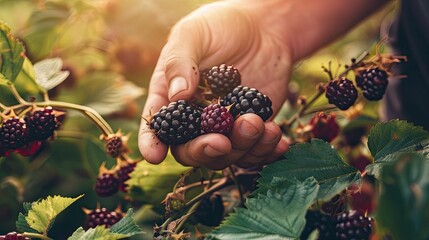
[202,64,241,97]
[220,86,273,121]
[195,193,224,226]
[0,232,30,240]
[308,112,340,142]
[94,173,119,197]
[336,210,373,240]
[200,104,234,135]
[0,117,29,149]
[150,100,201,145]
[84,207,123,229]
[17,141,43,157]
[355,67,388,101]
[300,210,336,240]
[325,78,358,110]
[105,136,126,158]
[117,162,137,192]
[26,107,58,141]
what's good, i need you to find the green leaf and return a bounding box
[0,21,26,82]
[110,208,144,237]
[258,139,360,201]
[209,177,319,240]
[33,57,69,91]
[367,120,429,160]
[26,195,84,233]
[376,152,429,239]
[127,153,189,206]
[16,202,38,233]
[68,226,125,240]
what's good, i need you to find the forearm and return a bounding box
[234,0,390,62]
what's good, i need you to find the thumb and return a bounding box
[163,18,205,102]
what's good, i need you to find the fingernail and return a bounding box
[239,120,260,138]
[169,76,188,100]
[204,145,225,157]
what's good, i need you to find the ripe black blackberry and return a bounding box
[200,103,234,135]
[105,136,126,158]
[117,162,137,192]
[150,100,201,145]
[0,117,29,149]
[300,210,336,240]
[95,173,119,197]
[325,78,358,110]
[355,67,388,101]
[336,210,373,240]
[220,86,273,121]
[0,232,30,240]
[202,64,241,97]
[84,207,123,229]
[26,107,58,141]
[195,193,224,226]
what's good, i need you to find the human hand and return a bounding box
[138,0,292,169]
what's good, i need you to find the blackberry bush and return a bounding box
[150,100,202,145]
[355,67,389,101]
[220,86,273,121]
[200,103,234,135]
[325,78,358,110]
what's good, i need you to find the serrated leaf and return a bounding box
[16,202,38,233]
[34,58,69,91]
[0,21,26,82]
[209,177,319,240]
[258,139,360,201]
[110,208,144,237]
[68,226,125,240]
[376,152,429,240]
[26,195,84,233]
[367,120,429,160]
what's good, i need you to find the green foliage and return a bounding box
[366,120,429,178]
[258,139,360,201]
[209,178,319,240]
[68,226,123,240]
[110,208,144,237]
[33,58,69,91]
[0,21,26,83]
[376,153,429,239]
[25,195,83,233]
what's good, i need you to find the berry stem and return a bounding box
[228,166,245,207]
[24,232,53,240]
[8,82,27,104]
[175,178,223,194]
[338,51,369,78]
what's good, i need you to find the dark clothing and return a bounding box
[384,0,429,130]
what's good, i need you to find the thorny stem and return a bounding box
[175,178,223,194]
[228,166,245,206]
[338,51,369,77]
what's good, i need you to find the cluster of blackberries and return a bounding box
[0,107,61,157]
[325,67,389,110]
[150,64,273,145]
[300,210,373,240]
[0,232,30,240]
[94,161,137,197]
[83,207,124,229]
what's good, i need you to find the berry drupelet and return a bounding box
[220,86,273,121]
[325,77,358,110]
[150,100,201,145]
[200,103,234,135]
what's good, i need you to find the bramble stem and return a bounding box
[24,232,53,240]
[228,166,244,206]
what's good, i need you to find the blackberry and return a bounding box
[84,207,123,229]
[300,210,336,240]
[105,136,126,158]
[0,117,29,149]
[325,78,358,110]
[355,67,388,101]
[308,112,340,142]
[150,100,201,145]
[0,232,30,240]
[220,86,273,121]
[17,141,43,157]
[117,162,137,192]
[336,210,373,240]
[195,193,224,226]
[26,107,58,141]
[202,64,241,97]
[200,104,234,135]
[94,173,119,197]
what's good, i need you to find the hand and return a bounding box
[138,0,292,169]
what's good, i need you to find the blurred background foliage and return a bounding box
[0,0,397,238]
